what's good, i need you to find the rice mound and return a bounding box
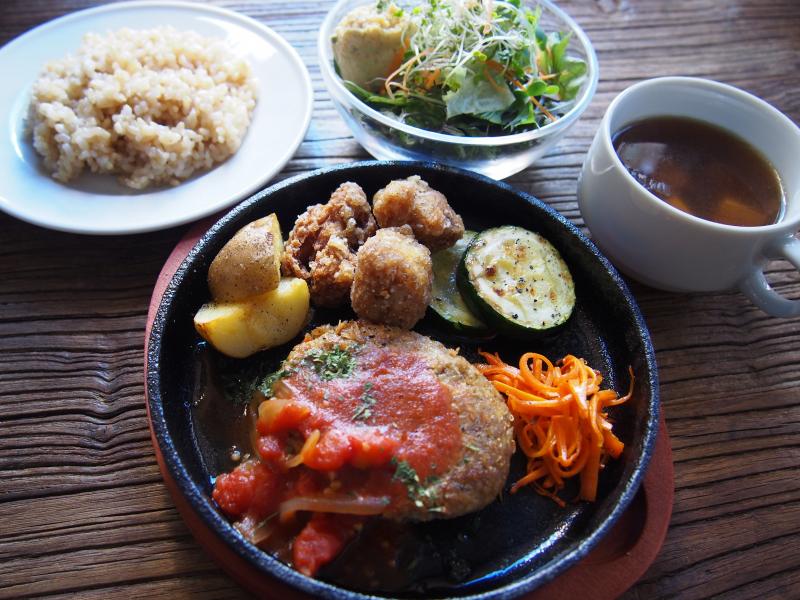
[28,27,258,189]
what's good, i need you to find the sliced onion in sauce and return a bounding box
[258,398,291,423]
[279,495,390,521]
[235,513,278,545]
[285,429,320,468]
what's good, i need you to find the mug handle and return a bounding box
[739,234,800,317]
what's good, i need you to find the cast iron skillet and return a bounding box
[146,161,659,599]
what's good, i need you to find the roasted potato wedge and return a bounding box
[194,277,310,358]
[208,214,284,302]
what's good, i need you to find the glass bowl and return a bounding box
[318,0,599,179]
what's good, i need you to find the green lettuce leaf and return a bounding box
[443,65,515,119]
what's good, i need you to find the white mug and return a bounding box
[578,77,800,317]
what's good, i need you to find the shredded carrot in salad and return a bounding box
[477,351,634,506]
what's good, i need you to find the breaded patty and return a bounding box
[372,175,465,251]
[284,321,515,521]
[282,182,377,307]
[350,226,432,329]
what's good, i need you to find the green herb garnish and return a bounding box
[257,364,293,396]
[304,346,356,381]
[353,382,377,421]
[342,0,587,136]
[217,354,276,406]
[220,372,259,406]
[391,457,442,510]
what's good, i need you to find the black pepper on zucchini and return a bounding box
[429,231,490,335]
[457,226,575,336]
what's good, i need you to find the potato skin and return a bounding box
[372,175,464,251]
[208,215,282,302]
[350,226,432,329]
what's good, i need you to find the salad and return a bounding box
[332,0,588,137]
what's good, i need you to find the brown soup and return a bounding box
[612,116,784,227]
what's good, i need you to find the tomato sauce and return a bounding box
[212,344,463,576]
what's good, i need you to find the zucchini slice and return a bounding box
[458,226,575,336]
[430,231,489,334]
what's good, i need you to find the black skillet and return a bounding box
[145,161,659,599]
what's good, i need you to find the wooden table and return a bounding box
[1,1,799,598]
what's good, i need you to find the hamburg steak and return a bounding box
[271,320,515,520]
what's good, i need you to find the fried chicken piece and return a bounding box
[283,182,377,307]
[308,233,358,306]
[372,175,465,251]
[350,226,432,329]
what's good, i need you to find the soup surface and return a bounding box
[612,116,784,227]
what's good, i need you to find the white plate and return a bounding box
[0,1,312,234]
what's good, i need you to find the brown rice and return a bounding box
[28,26,257,189]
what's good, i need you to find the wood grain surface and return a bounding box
[1,1,799,599]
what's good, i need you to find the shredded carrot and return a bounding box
[483,69,506,93]
[477,351,634,505]
[384,50,430,98]
[528,93,557,123]
[508,76,557,123]
[421,68,441,90]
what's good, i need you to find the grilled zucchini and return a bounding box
[457,226,575,336]
[429,231,489,334]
